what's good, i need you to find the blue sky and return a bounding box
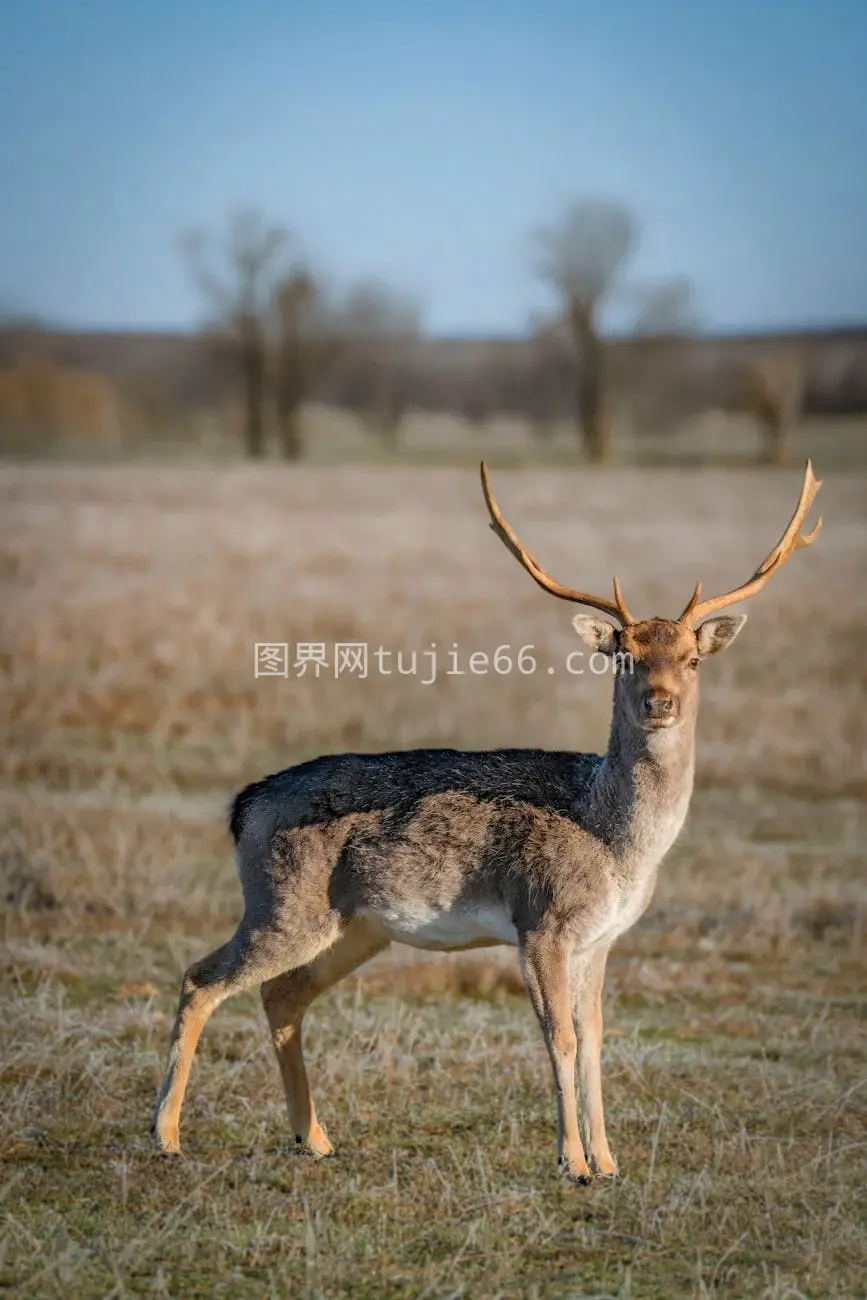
[1,0,865,335]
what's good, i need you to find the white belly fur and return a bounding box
[363,901,519,951]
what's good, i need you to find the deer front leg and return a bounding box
[520,929,592,1185]
[571,945,617,1177]
[261,982,333,1158]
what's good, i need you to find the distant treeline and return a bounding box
[3,323,867,417]
[1,322,866,451]
[4,201,866,464]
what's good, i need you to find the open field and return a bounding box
[1,461,866,1297]
[11,407,867,474]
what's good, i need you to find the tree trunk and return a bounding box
[763,409,789,467]
[380,397,407,454]
[581,390,610,464]
[242,353,266,459]
[278,406,303,461]
[572,309,611,464]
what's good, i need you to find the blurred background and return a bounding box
[1,0,866,467]
[2,4,867,1295]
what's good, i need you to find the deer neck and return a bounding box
[591,689,697,871]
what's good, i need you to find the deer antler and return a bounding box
[678,459,823,624]
[480,462,634,626]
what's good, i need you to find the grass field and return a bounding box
[1,460,866,1298]
[15,405,867,475]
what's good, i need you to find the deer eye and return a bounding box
[688,657,700,670]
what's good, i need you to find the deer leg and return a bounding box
[260,919,389,1158]
[152,914,343,1155]
[520,929,592,1184]
[571,945,617,1177]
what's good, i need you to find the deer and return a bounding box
[152,460,822,1183]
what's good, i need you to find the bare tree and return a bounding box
[339,279,422,451]
[181,209,289,458]
[744,348,806,466]
[270,269,343,461]
[532,199,638,462]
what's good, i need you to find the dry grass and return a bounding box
[13,403,867,474]
[1,461,866,1297]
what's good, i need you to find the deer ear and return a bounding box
[695,614,747,656]
[571,615,618,655]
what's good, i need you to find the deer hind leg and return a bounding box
[520,929,592,1185]
[152,913,343,1155]
[260,918,389,1159]
[571,945,617,1177]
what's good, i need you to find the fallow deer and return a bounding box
[153,461,822,1182]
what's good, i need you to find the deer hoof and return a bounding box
[558,1155,593,1186]
[152,1129,182,1157]
[294,1132,334,1160]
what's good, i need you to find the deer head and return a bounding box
[480,461,822,732]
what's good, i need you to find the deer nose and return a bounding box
[641,690,676,718]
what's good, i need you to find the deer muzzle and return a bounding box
[640,689,679,726]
